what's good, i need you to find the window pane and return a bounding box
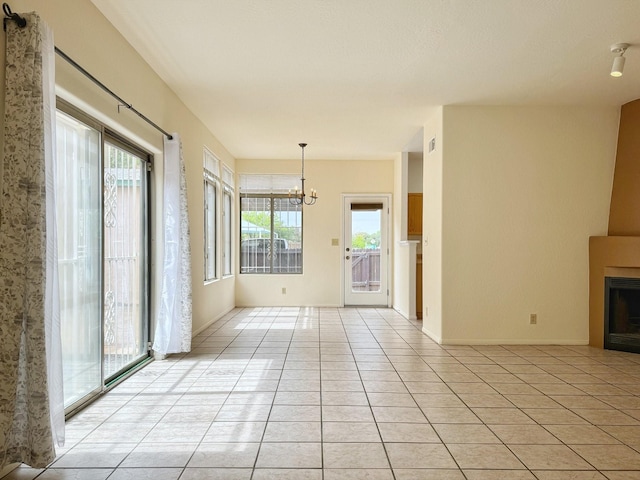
[103,142,149,380]
[223,191,232,276]
[204,180,217,280]
[56,111,102,408]
[240,195,302,274]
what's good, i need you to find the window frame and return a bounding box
[203,148,220,282]
[222,164,235,277]
[239,193,303,275]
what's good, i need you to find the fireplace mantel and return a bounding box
[589,236,640,347]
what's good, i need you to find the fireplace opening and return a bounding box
[605,277,640,354]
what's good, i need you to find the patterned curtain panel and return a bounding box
[153,134,193,356]
[0,12,64,469]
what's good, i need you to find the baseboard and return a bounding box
[191,305,236,337]
[438,338,590,346]
[421,326,442,344]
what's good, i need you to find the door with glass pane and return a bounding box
[56,110,103,409]
[56,105,150,410]
[103,140,149,381]
[343,195,390,306]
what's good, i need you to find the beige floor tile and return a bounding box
[180,468,252,480]
[545,424,620,444]
[363,380,409,393]
[472,407,535,425]
[490,424,560,445]
[463,471,536,480]
[422,406,481,423]
[412,393,465,408]
[107,468,183,480]
[602,425,640,445]
[509,444,593,470]
[320,391,369,405]
[322,421,381,442]
[273,391,321,405]
[447,444,524,469]
[35,470,112,480]
[263,421,321,442]
[505,394,563,408]
[255,442,322,468]
[433,423,500,443]
[522,408,588,425]
[372,406,428,423]
[367,392,417,407]
[252,469,322,480]
[394,470,465,480]
[121,443,198,467]
[269,405,320,422]
[323,443,389,468]
[324,469,394,480]
[570,444,640,470]
[531,472,607,480]
[385,443,457,469]
[378,422,440,443]
[322,405,374,422]
[573,409,640,426]
[447,382,497,394]
[187,443,260,468]
[458,393,514,408]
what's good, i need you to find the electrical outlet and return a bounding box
[282,287,286,294]
[530,313,537,325]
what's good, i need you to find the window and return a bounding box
[239,174,302,274]
[222,165,234,276]
[204,148,220,281]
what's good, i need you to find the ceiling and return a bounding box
[90,0,640,160]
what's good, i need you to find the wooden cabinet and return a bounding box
[408,193,423,236]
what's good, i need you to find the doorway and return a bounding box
[343,195,390,306]
[56,104,151,413]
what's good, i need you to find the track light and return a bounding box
[610,43,629,77]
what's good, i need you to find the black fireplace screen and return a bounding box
[604,277,640,354]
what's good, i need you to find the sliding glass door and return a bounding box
[103,140,149,380]
[56,110,103,408]
[56,104,150,411]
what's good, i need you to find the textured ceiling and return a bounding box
[90,0,640,160]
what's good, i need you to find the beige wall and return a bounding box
[437,106,618,344]
[422,107,444,341]
[5,0,236,333]
[235,158,394,307]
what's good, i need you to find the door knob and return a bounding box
[346,247,350,252]
[345,256,350,260]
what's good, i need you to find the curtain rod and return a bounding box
[2,3,173,140]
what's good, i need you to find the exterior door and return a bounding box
[343,195,390,306]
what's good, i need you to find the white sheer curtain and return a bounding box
[153,134,192,356]
[0,12,64,470]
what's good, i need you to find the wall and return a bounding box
[438,106,618,344]
[235,158,394,307]
[608,99,640,235]
[4,0,236,333]
[408,152,424,193]
[422,107,444,341]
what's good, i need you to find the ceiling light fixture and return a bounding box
[610,43,629,77]
[289,143,318,206]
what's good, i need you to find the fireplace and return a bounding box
[605,277,640,353]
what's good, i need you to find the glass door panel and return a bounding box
[103,142,148,380]
[343,196,389,306]
[56,111,103,408]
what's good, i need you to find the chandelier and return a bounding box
[289,143,318,206]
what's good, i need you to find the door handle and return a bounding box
[345,256,350,260]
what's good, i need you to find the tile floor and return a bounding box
[4,307,640,480]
